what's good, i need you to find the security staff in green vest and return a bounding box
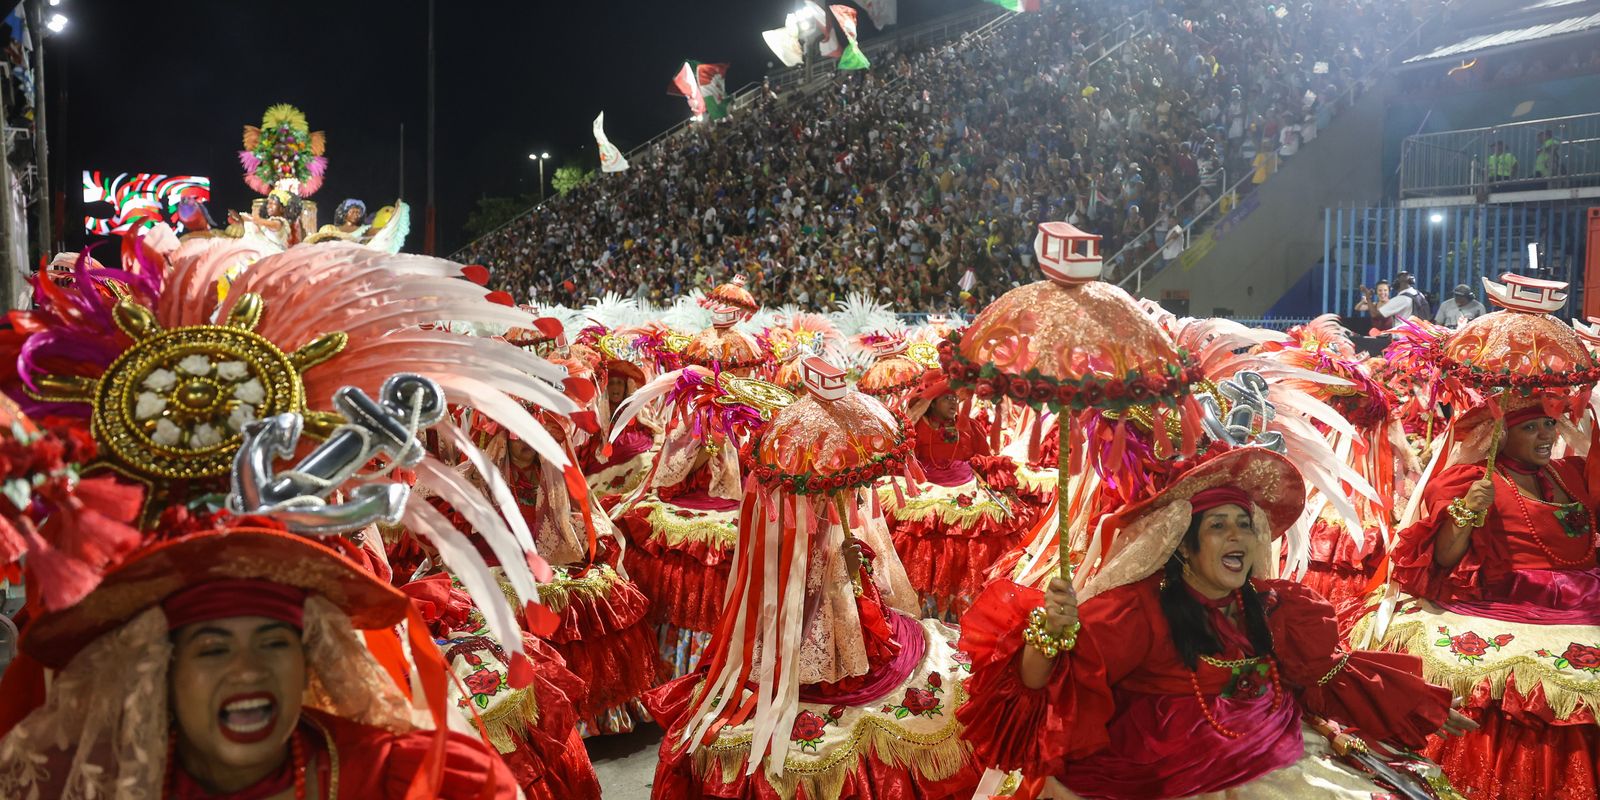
[1488,140,1517,183]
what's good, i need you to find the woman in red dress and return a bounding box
[959,448,1473,799]
[0,528,518,799]
[1363,396,1600,799]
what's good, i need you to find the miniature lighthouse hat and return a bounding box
[1035,221,1103,285]
[801,355,848,401]
[1483,273,1567,314]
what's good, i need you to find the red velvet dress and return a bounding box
[303,708,517,799]
[1387,457,1600,800]
[958,575,1450,799]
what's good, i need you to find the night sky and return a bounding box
[50,0,975,255]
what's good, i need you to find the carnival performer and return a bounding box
[1354,276,1600,800]
[680,275,766,377]
[854,330,927,414]
[0,526,519,799]
[311,198,368,239]
[959,447,1475,800]
[646,356,980,800]
[887,366,1049,616]
[0,225,589,796]
[234,187,306,251]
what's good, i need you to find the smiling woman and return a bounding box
[958,448,1473,799]
[0,529,520,800]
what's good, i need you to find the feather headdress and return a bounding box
[5,233,582,654]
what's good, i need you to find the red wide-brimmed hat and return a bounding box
[23,527,409,669]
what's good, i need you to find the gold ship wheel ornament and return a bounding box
[1102,379,1222,443]
[30,294,346,480]
[714,377,796,420]
[662,332,692,354]
[905,341,941,370]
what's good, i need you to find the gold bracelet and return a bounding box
[1446,498,1486,529]
[1023,607,1080,659]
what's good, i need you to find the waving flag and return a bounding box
[593,112,628,173]
[669,62,707,116]
[763,26,804,67]
[830,6,870,70]
[806,1,842,58]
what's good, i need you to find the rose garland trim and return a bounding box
[938,332,1198,413]
[859,373,923,397]
[681,350,769,371]
[1439,358,1600,391]
[742,424,914,496]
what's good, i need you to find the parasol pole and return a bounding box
[1057,413,1073,582]
[834,492,865,595]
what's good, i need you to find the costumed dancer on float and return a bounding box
[0,237,609,796]
[606,278,778,679]
[0,224,607,798]
[646,356,980,800]
[958,442,1476,799]
[1355,274,1600,800]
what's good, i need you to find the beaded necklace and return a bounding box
[1494,468,1595,568]
[1186,588,1283,738]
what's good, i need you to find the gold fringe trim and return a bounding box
[641,499,739,549]
[1016,467,1057,495]
[877,487,1006,525]
[478,685,542,754]
[690,682,973,800]
[1361,616,1600,721]
[535,564,626,614]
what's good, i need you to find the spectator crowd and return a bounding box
[458,0,1436,312]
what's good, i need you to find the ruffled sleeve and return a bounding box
[955,579,1148,777]
[1266,580,1449,748]
[1390,464,1500,602]
[384,728,520,799]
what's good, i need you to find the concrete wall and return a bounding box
[1135,83,1390,317]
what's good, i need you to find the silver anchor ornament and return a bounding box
[228,373,447,534]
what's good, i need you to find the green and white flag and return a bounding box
[668,61,730,120]
[830,5,870,70]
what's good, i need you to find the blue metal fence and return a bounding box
[1321,202,1592,318]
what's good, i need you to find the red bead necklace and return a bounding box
[1495,469,1594,568]
[164,727,309,800]
[1187,589,1283,739]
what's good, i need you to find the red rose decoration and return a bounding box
[1009,379,1033,400]
[1451,631,1489,657]
[927,672,943,688]
[975,383,995,400]
[464,669,502,697]
[955,494,974,508]
[991,375,1010,395]
[828,705,846,721]
[791,710,827,741]
[1029,382,1053,403]
[1128,382,1152,402]
[902,687,939,715]
[1077,383,1104,406]
[1492,634,1515,647]
[1562,642,1600,670]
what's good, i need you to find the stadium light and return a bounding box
[1429,212,1444,224]
[48,0,61,5]
[46,13,67,33]
[530,153,551,203]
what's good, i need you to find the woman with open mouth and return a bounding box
[1361,391,1600,800]
[0,526,520,799]
[956,447,1475,799]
